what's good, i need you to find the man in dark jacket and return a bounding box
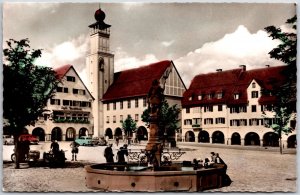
[104,144,114,163]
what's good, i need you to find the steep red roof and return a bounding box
[54,64,72,79]
[182,65,288,107]
[102,60,171,101]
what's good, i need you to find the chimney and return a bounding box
[216,69,222,72]
[239,65,246,71]
[265,65,270,68]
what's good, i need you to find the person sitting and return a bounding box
[50,140,60,155]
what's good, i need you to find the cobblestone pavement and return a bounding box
[2,141,297,192]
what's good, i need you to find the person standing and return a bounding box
[70,141,80,161]
[116,144,129,163]
[104,144,114,163]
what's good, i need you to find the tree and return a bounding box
[263,16,297,154]
[122,115,137,143]
[3,38,59,168]
[141,100,181,144]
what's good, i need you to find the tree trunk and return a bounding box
[14,135,20,169]
[279,137,283,155]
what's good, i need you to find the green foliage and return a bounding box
[3,38,59,135]
[122,115,137,137]
[264,16,297,153]
[142,100,181,139]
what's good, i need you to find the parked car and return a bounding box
[19,134,39,145]
[92,136,107,146]
[98,136,107,146]
[3,135,14,145]
[75,136,94,146]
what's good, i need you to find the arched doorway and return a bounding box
[137,126,148,141]
[263,132,279,147]
[212,131,225,144]
[287,135,296,148]
[245,132,260,146]
[32,127,45,141]
[115,128,123,139]
[66,127,76,141]
[79,128,88,137]
[185,131,195,142]
[198,130,209,143]
[231,132,241,145]
[105,128,113,139]
[51,127,62,141]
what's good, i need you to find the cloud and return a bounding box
[114,47,159,72]
[34,34,89,85]
[161,40,175,47]
[174,25,283,87]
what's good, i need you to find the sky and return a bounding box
[2,2,297,88]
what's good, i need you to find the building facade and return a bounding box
[102,60,186,140]
[181,65,297,148]
[86,9,186,139]
[26,65,94,141]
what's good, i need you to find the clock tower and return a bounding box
[87,8,114,137]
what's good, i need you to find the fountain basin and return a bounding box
[85,163,227,192]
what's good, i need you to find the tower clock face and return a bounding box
[99,57,104,71]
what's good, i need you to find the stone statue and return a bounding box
[147,79,164,116]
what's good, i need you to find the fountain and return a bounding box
[85,79,229,192]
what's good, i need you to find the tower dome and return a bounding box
[94,9,106,21]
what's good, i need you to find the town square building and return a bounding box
[181,65,297,148]
[26,65,94,141]
[86,8,186,139]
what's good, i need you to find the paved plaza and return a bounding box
[2,141,297,192]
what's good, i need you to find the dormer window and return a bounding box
[189,96,192,101]
[217,92,223,99]
[207,94,213,100]
[198,95,202,100]
[234,93,239,100]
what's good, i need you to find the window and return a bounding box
[127,100,131,108]
[106,116,109,123]
[230,119,240,126]
[290,120,296,129]
[113,102,116,110]
[57,87,63,92]
[120,115,123,122]
[135,98,139,108]
[120,101,123,109]
[193,118,201,124]
[234,93,239,99]
[207,94,213,100]
[79,89,86,95]
[216,117,225,124]
[240,106,247,113]
[63,88,68,93]
[67,76,75,82]
[251,91,259,98]
[252,82,256,88]
[198,95,202,100]
[204,106,213,112]
[184,119,192,125]
[107,103,110,111]
[113,116,116,123]
[218,105,223,111]
[73,89,78,94]
[240,119,247,126]
[186,108,190,113]
[249,118,263,126]
[63,100,70,106]
[217,92,223,99]
[189,96,192,101]
[204,118,213,125]
[251,105,257,112]
[135,114,139,121]
[73,101,80,107]
[50,99,60,105]
[143,98,147,107]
